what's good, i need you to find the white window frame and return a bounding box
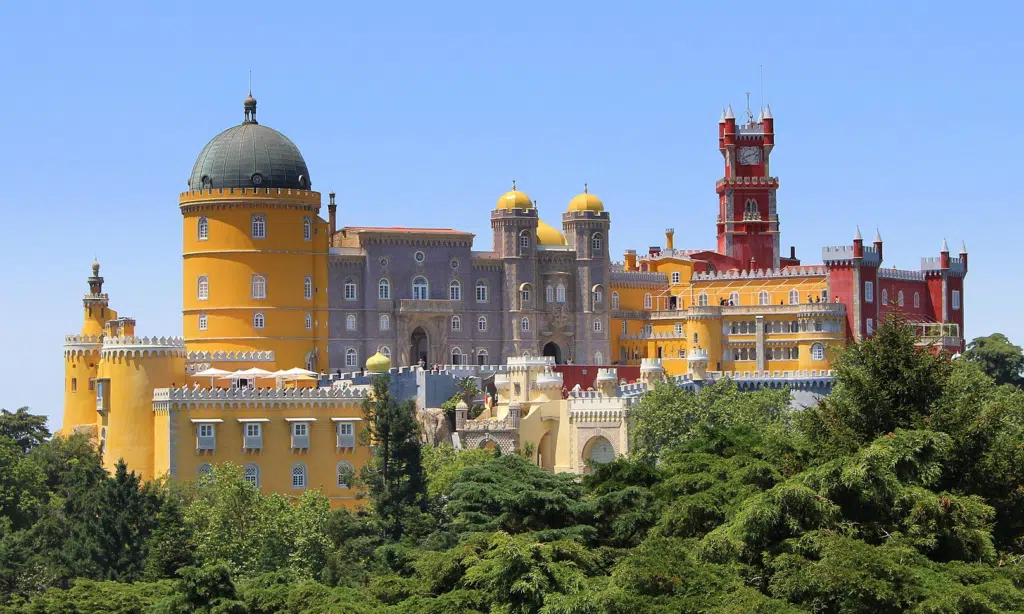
[305,313,312,330]
[866,318,874,335]
[251,274,267,300]
[198,312,208,331]
[291,463,307,489]
[451,315,461,331]
[251,214,266,239]
[811,343,825,361]
[304,276,312,300]
[452,347,463,364]
[898,291,904,307]
[197,276,209,300]
[449,280,461,301]
[591,233,602,253]
[758,290,770,305]
[253,312,265,329]
[413,276,429,300]
[345,348,357,367]
[477,349,488,365]
[789,289,799,305]
[521,317,530,332]
[381,346,391,359]
[478,316,487,331]
[698,292,709,307]
[592,286,603,305]
[197,216,209,241]
[476,281,488,303]
[244,463,260,487]
[520,284,531,305]
[593,319,602,332]
[671,271,680,284]
[864,281,874,303]
[197,423,214,438]
[337,461,354,488]
[379,278,391,300]
[611,291,619,310]
[379,314,390,331]
[546,285,554,303]
[675,323,683,335]
[344,279,357,301]
[346,314,356,331]
[556,284,566,303]
[519,231,530,249]
[644,293,652,309]
[952,290,961,311]
[303,216,312,241]
[881,289,888,305]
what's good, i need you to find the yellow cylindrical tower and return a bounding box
[687,315,721,375]
[63,259,117,434]
[181,93,329,373]
[97,336,186,479]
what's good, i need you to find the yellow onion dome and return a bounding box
[365,351,392,373]
[536,219,567,246]
[496,182,535,210]
[567,185,604,212]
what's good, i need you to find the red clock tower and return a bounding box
[716,100,780,270]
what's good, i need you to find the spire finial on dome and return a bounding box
[584,182,588,194]
[91,257,100,276]
[512,178,517,191]
[854,225,862,241]
[941,237,949,253]
[243,73,257,124]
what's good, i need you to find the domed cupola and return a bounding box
[495,180,535,211]
[567,183,604,213]
[188,92,312,191]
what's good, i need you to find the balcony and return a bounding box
[291,434,310,450]
[916,323,961,349]
[722,303,845,317]
[337,432,355,448]
[398,299,457,315]
[243,435,262,450]
[196,436,215,451]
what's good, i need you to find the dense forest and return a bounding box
[3,318,1024,613]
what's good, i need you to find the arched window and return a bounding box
[302,217,312,241]
[697,292,709,307]
[379,314,390,331]
[644,293,652,309]
[251,274,266,299]
[198,463,213,477]
[521,317,530,331]
[451,315,461,331]
[592,285,603,306]
[346,314,356,331]
[449,280,462,301]
[478,316,487,331]
[253,312,265,329]
[593,319,602,332]
[197,275,209,300]
[729,291,739,306]
[452,347,463,364]
[591,233,602,253]
[789,289,799,305]
[345,348,357,367]
[305,313,312,330]
[881,289,888,305]
[811,343,825,361]
[251,214,266,239]
[197,216,209,240]
[594,351,604,364]
[898,291,905,307]
[744,199,757,217]
[477,349,489,365]
[291,463,307,489]
[758,290,769,305]
[304,276,312,300]
[378,279,391,300]
[198,313,208,331]
[476,280,488,303]
[546,285,554,303]
[519,230,531,250]
[413,276,429,300]
[244,463,260,487]
[556,284,566,303]
[914,292,920,308]
[380,346,391,359]
[344,278,357,301]
[337,461,354,488]
[520,283,532,305]
[611,291,619,310]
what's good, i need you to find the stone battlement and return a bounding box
[610,271,669,284]
[153,385,367,411]
[692,266,826,281]
[101,336,187,358]
[186,350,276,363]
[179,187,320,204]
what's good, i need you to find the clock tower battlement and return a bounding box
[716,100,781,271]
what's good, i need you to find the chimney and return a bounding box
[624,250,637,271]
[665,228,675,250]
[328,192,337,237]
[789,246,796,260]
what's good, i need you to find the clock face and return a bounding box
[738,146,761,165]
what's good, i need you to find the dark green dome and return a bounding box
[188,95,311,191]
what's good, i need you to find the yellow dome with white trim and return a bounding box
[536,219,567,246]
[568,185,604,212]
[496,182,534,210]
[366,351,392,373]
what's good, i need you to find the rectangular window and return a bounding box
[671,271,680,284]
[866,318,874,336]
[291,423,310,449]
[71,378,77,392]
[476,284,488,303]
[303,216,312,241]
[952,290,961,311]
[244,423,262,450]
[674,323,683,335]
[304,276,312,300]
[337,422,355,448]
[864,281,874,303]
[196,424,216,451]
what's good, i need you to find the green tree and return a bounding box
[0,436,45,531]
[94,460,162,582]
[421,444,493,500]
[964,333,1024,387]
[150,564,246,614]
[0,408,51,454]
[360,375,427,540]
[143,489,195,581]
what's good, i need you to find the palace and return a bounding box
[62,93,966,502]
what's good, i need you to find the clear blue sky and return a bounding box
[1,1,1020,427]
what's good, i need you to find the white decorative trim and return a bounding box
[284,417,319,422]
[101,336,187,358]
[236,418,271,423]
[186,350,275,363]
[330,417,364,422]
[189,418,224,423]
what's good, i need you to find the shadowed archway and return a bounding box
[410,327,428,365]
[543,341,562,364]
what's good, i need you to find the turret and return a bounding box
[688,348,709,382]
[723,104,736,148]
[762,104,774,149]
[639,358,665,387]
[455,399,468,431]
[940,238,950,270]
[873,228,883,262]
[960,241,968,271]
[624,249,637,271]
[595,367,618,396]
[665,228,675,251]
[853,226,864,259]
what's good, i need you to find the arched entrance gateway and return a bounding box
[542,341,562,364]
[410,327,429,365]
